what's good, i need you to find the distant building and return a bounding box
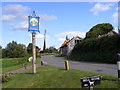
[60,35,83,55]
[98,31,118,39]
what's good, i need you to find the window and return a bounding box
[75,40,80,44]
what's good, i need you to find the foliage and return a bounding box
[27,43,32,55]
[2,41,27,58]
[85,23,113,39]
[0,45,2,49]
[0,49,1,59]
[27,43,40,55]
[2,66,119,88]
[2,74,11,82]
[69,35,120,63]
[45,46,58,53]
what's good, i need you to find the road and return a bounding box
[41,55,118,77]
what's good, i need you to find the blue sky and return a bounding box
[1,1,118,49]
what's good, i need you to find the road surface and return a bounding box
[41,55,118,77]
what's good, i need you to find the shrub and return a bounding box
[69,35,120,64]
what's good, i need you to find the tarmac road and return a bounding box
[41,55,118,77]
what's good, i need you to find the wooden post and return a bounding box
[32,32,36,74]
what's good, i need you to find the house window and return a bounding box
[75,40,80,44]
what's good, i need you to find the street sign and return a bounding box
[28,15,39,32]
[80,76,101,88]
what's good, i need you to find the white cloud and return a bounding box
[2,15,17,21]
[0,40,3,44]
[2,4,28,22]
[112,12,118,23]
[113,27,119,33]
[58,38,65,42]
[90,3,113,15]
[2,14,27,21]
[2,4,57,22]
[12,21,28,30]
[36,34,44,39]
[2,4,57,31]
[55,31,86,38]
[2,4,29,15]
[112,7,119,23]
[39,14,57,21]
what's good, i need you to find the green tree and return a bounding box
[45,46,58,53]
[85,23,114,39]
[0,45,2,49]
[5,41,27,58]
[27,43,32,55]
[27,43,40,55]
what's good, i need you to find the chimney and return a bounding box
[66,35,68,40]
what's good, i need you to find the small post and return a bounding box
[32,32,36,74]
[117,53,120,80]
[65,60,69,70]
[89,86,93,90]
[41,61,44,66]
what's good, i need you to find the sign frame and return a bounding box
[80,76,101,88]
[28,15,40,32]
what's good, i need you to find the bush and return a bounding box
[69,35,120,64]
[2,74,11,82]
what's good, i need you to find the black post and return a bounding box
[43,29,46,53]
[117,53,120,80]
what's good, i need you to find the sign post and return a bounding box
[32,32,36,73]
[28,11,40,74]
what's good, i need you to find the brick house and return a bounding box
[60,35,83,55]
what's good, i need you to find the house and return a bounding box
[98,31,117,38]
[60,35,83,55]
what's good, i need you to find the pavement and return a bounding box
[41,55,118,77]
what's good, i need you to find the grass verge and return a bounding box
[2,66,120,88]
[1,57,40,73]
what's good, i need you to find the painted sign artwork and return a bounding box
[28,16,39,32]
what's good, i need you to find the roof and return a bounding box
[60,35,83,48]
[60,38,70,48]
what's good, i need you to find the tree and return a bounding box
[27,43,32,55]
[27,43,40,55]
[45,46,58,53]
[85,23,114,39]
[0,45,2,49]
[5,41,27,58]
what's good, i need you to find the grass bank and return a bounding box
[2,66,120,88]
[1,57,40,73]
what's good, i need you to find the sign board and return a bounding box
[80,77,101,88]
[28,16,39,32]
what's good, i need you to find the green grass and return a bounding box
[2,66,120,88]
[1,57,40,73]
